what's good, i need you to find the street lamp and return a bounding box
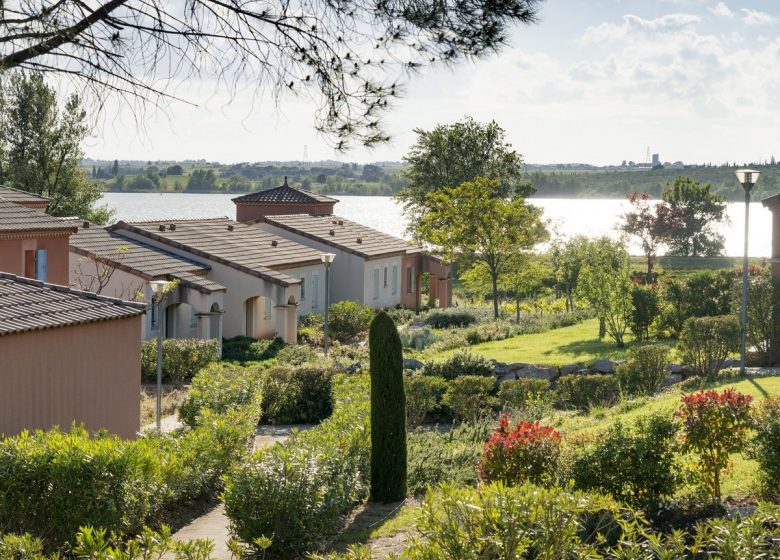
[735,169,761,375]
[149,279,169,431]
[320,253,336,356]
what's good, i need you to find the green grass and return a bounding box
[438,318,675,365]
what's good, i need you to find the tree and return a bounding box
[502,255,549,322]
[0,1,541,149]
[549,235,590,312]
[417,177,547,318]
[620,192,683,278]
[186,169,217,191]
[166,165,183,176]
[369,311,406,503]
[112,159,119,177]
[662,177,728,257]
[398,117,534,238]
[576,237,632,347]
[0,73,112,223]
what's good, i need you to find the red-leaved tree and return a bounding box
[621,192,684,279]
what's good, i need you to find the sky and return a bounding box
[84,0,780,165]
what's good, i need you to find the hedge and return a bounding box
[141,338,219,384]
[178,363,263,428]
[557,374,621,411]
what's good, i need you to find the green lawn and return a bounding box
[441,318,675,365]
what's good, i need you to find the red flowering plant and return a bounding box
[478,413,561,486]
[676,388,754,502]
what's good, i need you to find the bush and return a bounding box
[297,314,324,345]
[178,363,263,428]
[385,307,417,326]
[659,271,736,337]
[404,375,448,427]
[745,271,780,366]
[423,309,477,329]
[751,396,780,499]
[568,413,681,510]
[422,350,493,380]
[275,343,316,365]
[630,284,660,340]
[678,315,740,381]
[141,338,219,384]
[328,301,375,342]
[676,388,753,501]
[399,326,441,350]
[464,320,517,345]
[616,344,671,397]
[223,375,371,556]
[497,378,553,421]
[478,413,561,486]
[261,365,335,424]
[557,374,621,410]
[221,336,284,363]
[441,375,497,422]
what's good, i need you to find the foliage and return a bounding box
[442,375,497,422]
[369,312,407,502]
[576,237,633,346]
[751,396,780,499]
[745,270,780,366]
[0,73,112,223]
[659,271,737,337]
[260,365,335,424]
[297,313,324,345]
[501,254,551,323]
[404,375,448,427]
[399,326,441,350]
[422,309,477,329]
[406,422,490,495]
[557,374,621,411]
[678,315,740,380]
[568,413,681,510]
[662,176,728,257]
[417,177,547,318]
[497,378,553,421]
[221,336,285,363]
[630,284,661,341]
[620,192,683,277]
[274,343,316,366]
[676,388,753,501]
[178,363,263,428]
[478,413,560,486]
[223,375,371,556]
[186,169,217,191]
[141,338,220,384]
[616,344,671,397]
[549,235,591,312]
[327,301,375,342]
[422,350,493,380]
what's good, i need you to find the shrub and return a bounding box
[557,374,621,410]
[404,375,448,428]
[751,396,780,500]
[678,315,740,381]
[442,375,497,422]
[464,320,517,345]
[630,284,660,340]
[141,338,219,384]
[223,375,371,556]
[260,365,335,424]
[568,413,681,510]
[178,363,262,428]
[478,413,561,486]
[369,311,407,503]
[327,301,375,342]
[497,378,553,421]
[659,271,736,337]
[616,344,671,397]
[676,388,753,501]
[745,271,780,366]
[385,307,417,326]
[422,350,493,380]
[423,309,477,329]
[275,343,316,365]
[399,326,440,350]
[221,336,284,363]
[297,314,324,345]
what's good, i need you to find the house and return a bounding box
[0,185,51,210]
[110,218,329,343]
[69,221,226,345]
[0,273,145,439]
[0,197,77,285]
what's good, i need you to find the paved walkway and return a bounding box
[141,414,183,434]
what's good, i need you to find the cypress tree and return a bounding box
[369,311,407,502]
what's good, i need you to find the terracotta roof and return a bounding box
[0,186,50,208]
[0,198,77,234]
[170,271,226,294]
[232,178,337,205]
[252,213,421,259]
[69,223,225,294]
[0,273,146,336]
[112,218,323,287]
[762,193,780,208]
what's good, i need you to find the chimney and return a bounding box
[329,229,335,236]
[283,176,288,186]
[169,224,176,231]
[271,240,278,247]
[158,224,165,232]
[338,220,344,226]
[82,221,90,228]
[356,237,362,244]
[227,224,234,231]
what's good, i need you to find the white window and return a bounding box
[312,272,320,309]
[264,296,272,320]
[373,267,380,299]
[392,265,398,295]
[407,266,416,294]
[35,249,48,282]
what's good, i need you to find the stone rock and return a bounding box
[505,362,532,373]
[403,358,424,371]
[667,363,684,374]
[497,371,519,383]
[560,363,583,376]
[721,358,741,369]
[514,364,558,381]
[661,373,683,388]
[590,358,622,374]
[345,362,362,374]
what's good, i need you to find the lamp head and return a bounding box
[320,252,337,266]
[735,169,761,192]
[150,280,169,297]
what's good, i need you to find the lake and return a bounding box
[100,193,773,258]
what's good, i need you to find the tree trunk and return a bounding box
[647,253,654,279]
[491,272,500,319]
[516,297,521,323]
[598,318,606,339]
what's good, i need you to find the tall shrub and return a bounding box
[678,315,740,380]
[369,311,407,502]
[329,301,375,342]
[141,338,219,384]
[616,344,671,397]
[630,284,660,340]
[750,396,780,499]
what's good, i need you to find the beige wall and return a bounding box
[0,317,142,439]
[363,255,404,309]
[0,234,70,285]
[236,201,335,222]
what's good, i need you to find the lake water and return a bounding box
[100,193,773,258]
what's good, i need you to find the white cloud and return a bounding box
[709,2,734,17]
[741,8,775,25]
[581,14,700,44]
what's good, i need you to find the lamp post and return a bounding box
[149,280,169,431]
[320,253,336,356]
[735,169,761,375]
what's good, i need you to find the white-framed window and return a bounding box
[392,265,398,295]
[312,272,320,309]
[373,267,380,300]
[264,296,272,320]
[407,266,416,294]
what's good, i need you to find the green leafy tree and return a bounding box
[369,311,407,503]
[576,237,632,346]
[744,270,780,366]
[0,73,112,223]
[186,169,218,191]
[620,192,683,277]
[549,235,591,312]
[398,118,534,239]
[662,177,728,257]
[417,177,548,318]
